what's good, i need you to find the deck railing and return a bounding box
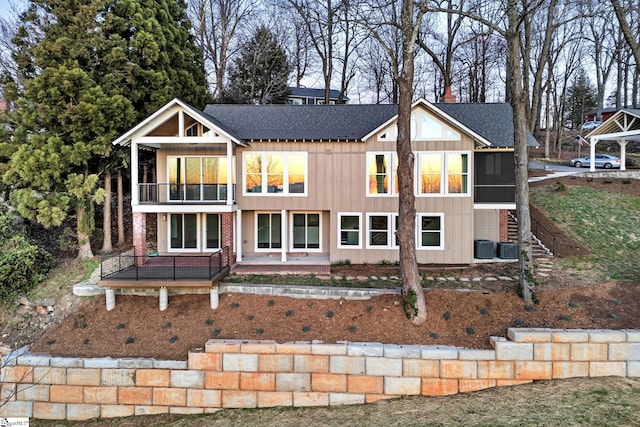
[138,183,236,204]
[100,247,230,281]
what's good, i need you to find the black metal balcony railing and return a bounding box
[474,185,516,203]
[100,247,230,281]
[138,183,236,204]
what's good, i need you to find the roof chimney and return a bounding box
[443,86,456,104]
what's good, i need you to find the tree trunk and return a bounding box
[396,0,427,325]
[101,171,113,254]
[117,169,125,247]
[76,203,94,260]
[506,0,536,304]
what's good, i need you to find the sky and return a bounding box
[0,0,25,20]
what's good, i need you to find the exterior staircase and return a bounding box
[508,212,553,258]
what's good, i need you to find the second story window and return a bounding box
[367,152,398,196]
[244,152,307,196]
[417,152,469,196]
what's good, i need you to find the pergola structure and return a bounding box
[586,109,640,171]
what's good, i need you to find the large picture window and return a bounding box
[367,153,398,196]
[417,152,469,196]
[244,153,307,195]
[168,156,233,202]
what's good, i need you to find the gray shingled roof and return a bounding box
[203,104,397,141]
[435,103,538,148]
[202,102,536,147]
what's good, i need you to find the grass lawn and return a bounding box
[530,185,640,280]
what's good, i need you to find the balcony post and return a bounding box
[226,141,233,205]
[131,141,139,206]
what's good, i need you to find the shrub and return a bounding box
[0,207,54,304]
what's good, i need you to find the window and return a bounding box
[170,214,198,250]
[338,213,361,248]
[291,213,320,250]
[447,153,468,194]
[417,152,469,196]
[366,213,398,248]
[168,156,233,202]
[418,214,444,249]
[205,214,220,249]
[419,153,442,194]
[256,213,282,250]
[244,152,307,195]
[168,213,222,252]
[367,153,398,196]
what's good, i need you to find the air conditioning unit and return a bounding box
[497,242,518,259]
[474,240,494,259]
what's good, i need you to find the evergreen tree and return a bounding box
[565,68,598,129]
[2,0,210,259]
[227,26,291,104]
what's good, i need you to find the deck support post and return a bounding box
[159,287,168,311]
[210,285,219,309]
[105,288,115,311]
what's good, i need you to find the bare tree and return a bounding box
[362,0,430,324]
[416,0,466,99]
[611,0,640,75]
[189,0,255,99]
[584,0,622,119]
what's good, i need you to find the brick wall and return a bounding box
[2,328,639,420]
[499,210,509,242]
[132,212,146,265]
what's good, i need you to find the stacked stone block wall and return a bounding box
[2,328,639,420]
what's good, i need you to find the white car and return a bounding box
[581,121,602,131]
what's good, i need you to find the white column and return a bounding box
[227,141,233,205]
[236,210,243,262]
[159,287,168,311]
[178,110,184,137]
[105,288,115,311]
[589,137,597,172]
[131,141,139,206]
[281,209,287,262]
[619,140,628,171]
[210,285,219,309]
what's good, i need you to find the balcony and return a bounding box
[138,183,236,204]
[99,247,230,282]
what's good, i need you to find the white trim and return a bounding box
[236,210,243,262]
[112,98,245,147]
[365,152,398,197]
[416,213,445,250]
[337,212,363,249]
[416,151,471,197]
[167,213,201,253]
[474,203,516,210]
[289,212,323,253]
[132,205,236,214]
[243,152,308,196]
[254,211,284,253]
[203,213,222,250]
[365,213,399,249]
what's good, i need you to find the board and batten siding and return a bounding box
[235,124,477,264]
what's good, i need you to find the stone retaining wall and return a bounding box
[2,328,639,421]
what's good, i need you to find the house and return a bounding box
[111,98,529,277]
[585,105,640,122]
[286,87,348,105]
